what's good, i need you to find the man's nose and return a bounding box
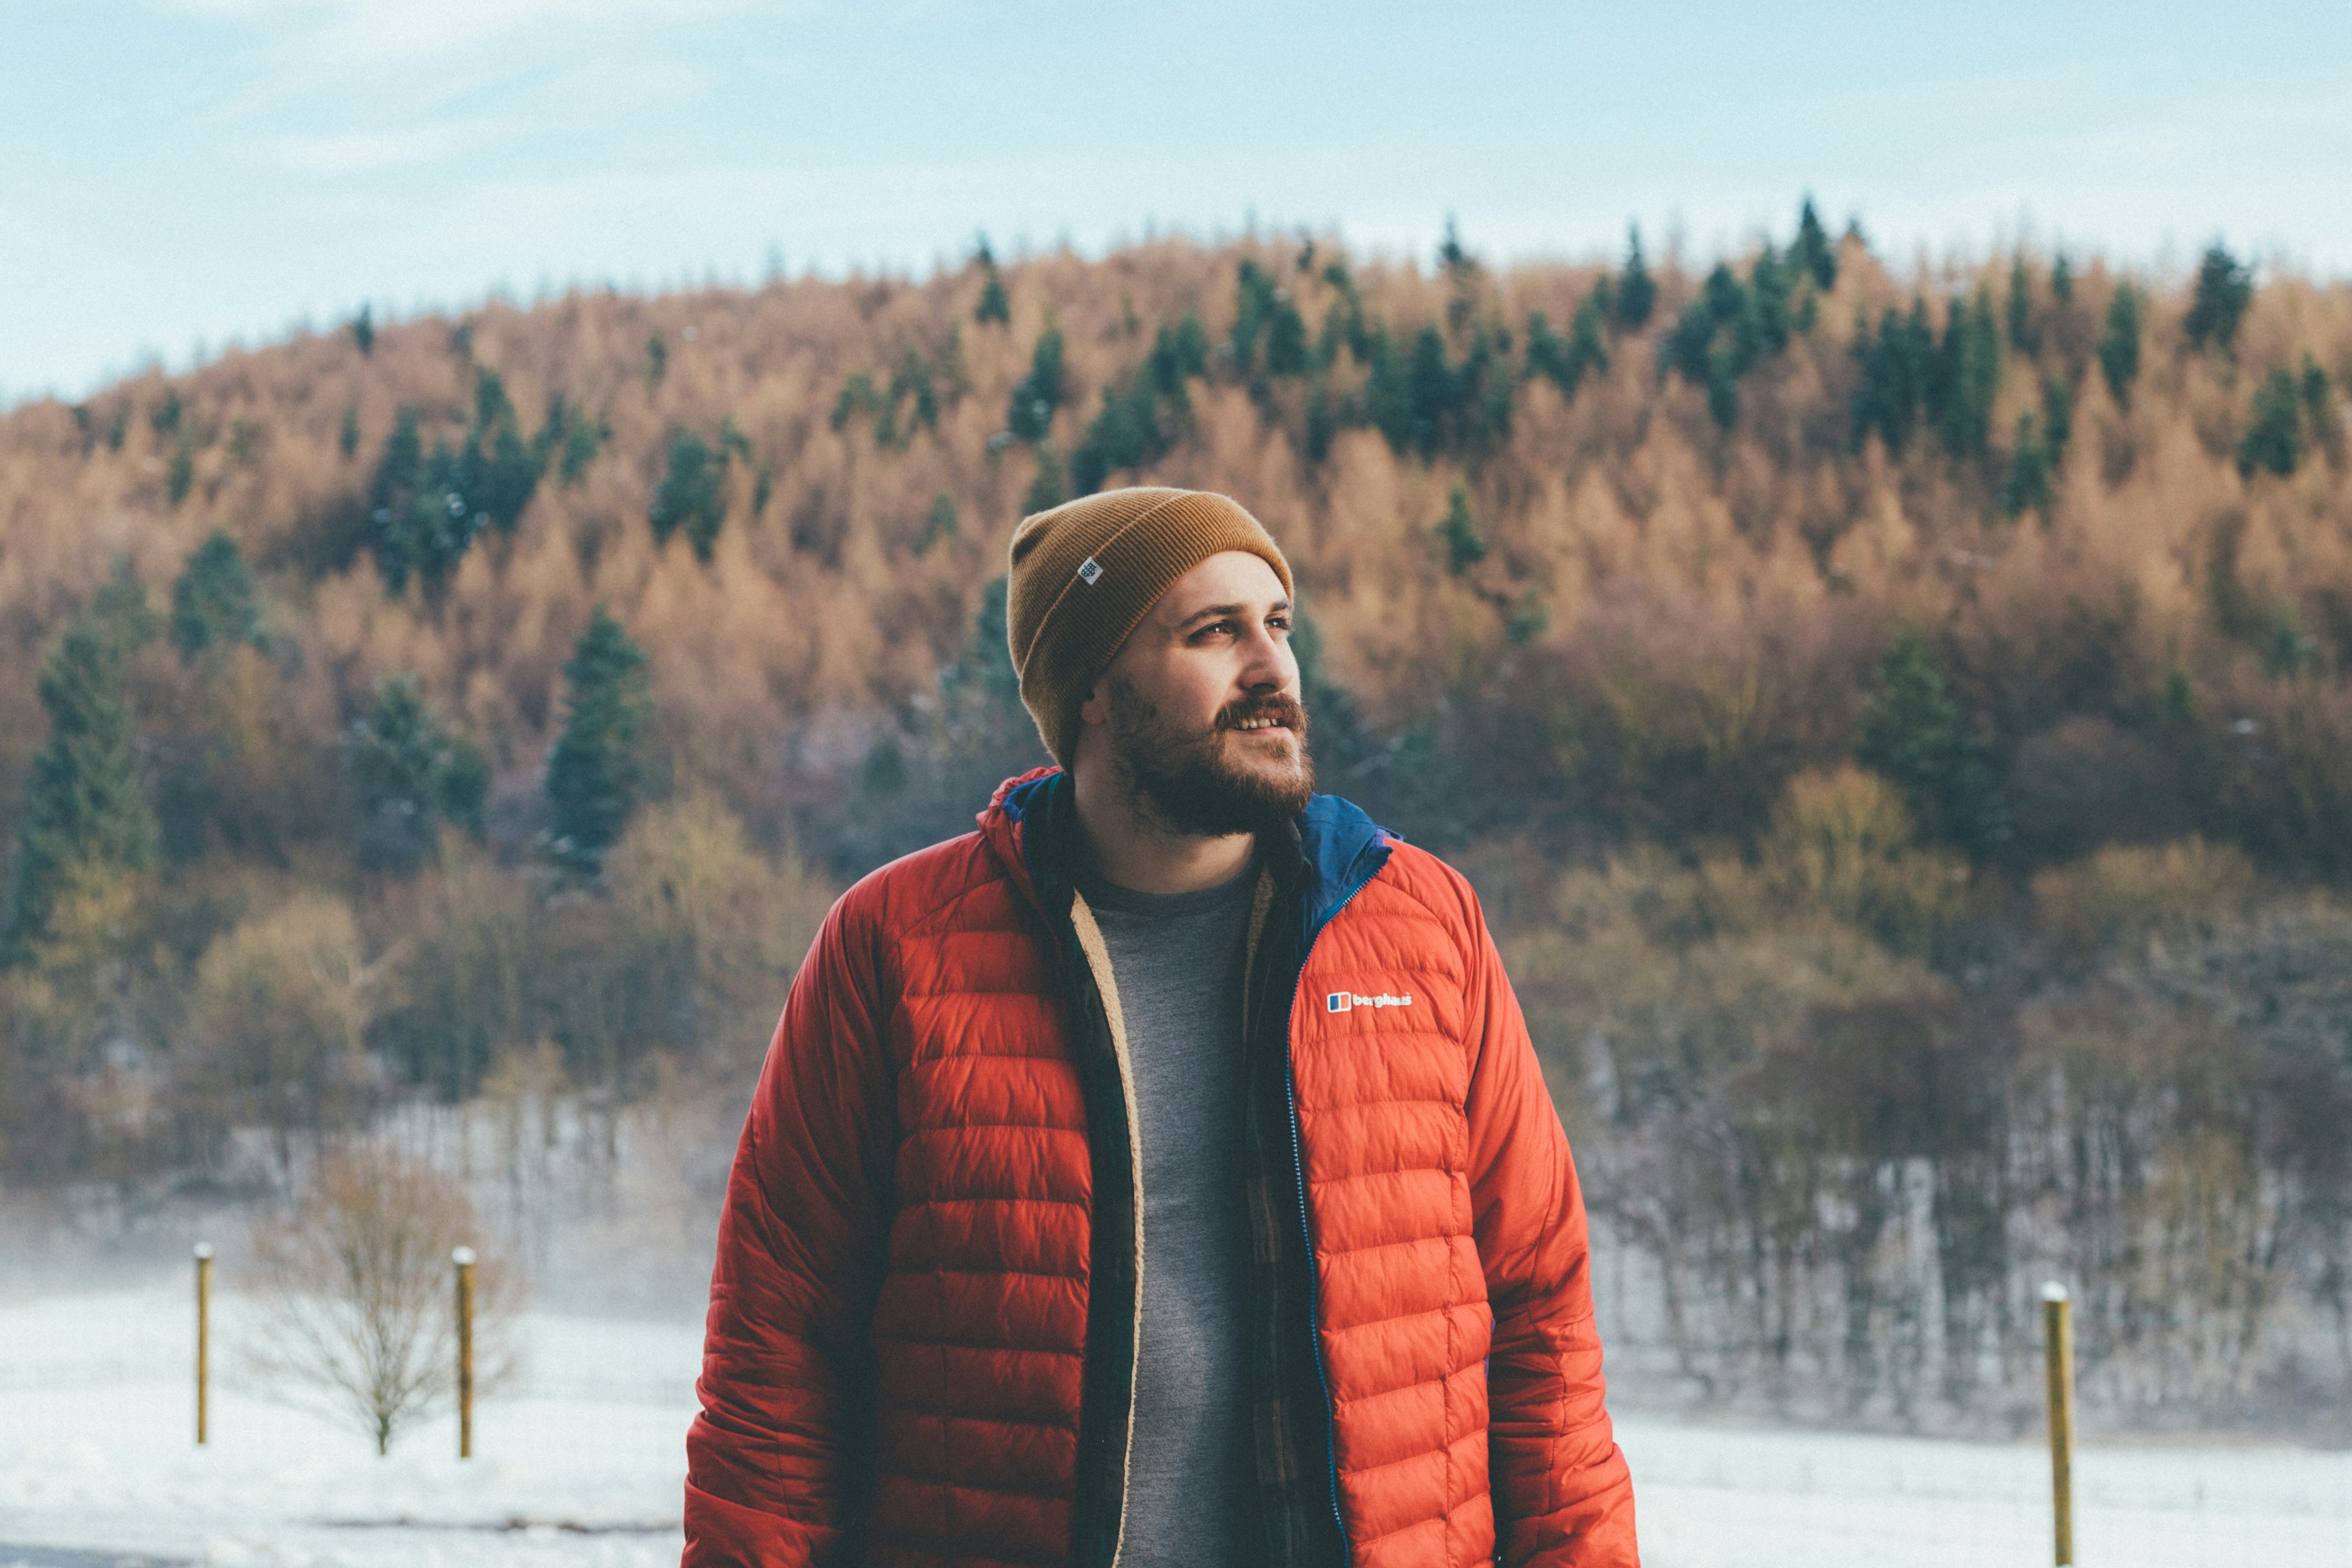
[1236,622,1292,688]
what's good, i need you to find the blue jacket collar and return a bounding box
[995,769,1392,930]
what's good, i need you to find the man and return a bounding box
[685,487,1637,1567]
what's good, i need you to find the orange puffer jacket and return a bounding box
[685,771,1636,1567]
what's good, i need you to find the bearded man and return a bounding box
[685,488,1638,1568]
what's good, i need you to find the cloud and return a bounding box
[159,0,757,60]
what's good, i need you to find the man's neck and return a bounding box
[1070,766,1256,896]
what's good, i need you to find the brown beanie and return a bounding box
[1006,487,1293,766]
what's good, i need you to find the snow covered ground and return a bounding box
[1,1279,2346,1567]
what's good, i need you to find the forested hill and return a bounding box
[7,208,2351,884]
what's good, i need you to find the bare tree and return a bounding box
[243,1147,520,1454]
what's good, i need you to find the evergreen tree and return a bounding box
[974,236,1011,326]
[171,529,265,661]
[1404,323,1458,456]
[1230,259,1309,381]
[2042,374,2073,464]
[1525,298,1609,401]
[369,375,551,592]
[2238,366,2304,478]
[536,394,604,484]
[1435,484,1486,574]
[1006,324,1067,442]
[2098,284,2142,406]
[1851,300,1935,454]
[649,428,727,560]
[1665,264,1764,430]
[2184,243,2253,353]
[1792,197,1838,291]
[2005,255,2038,354]
[351,305,374,356]
[167,432,196,506]
[1856,626,1995,851]
[90,554,159,655]
[338,403,360,459]
[2050,254,2074,306]
[342,675,488,876]
[545,607,653,873]
[2002,412,2053,516]
[2299,353,2337,458]
[1932,287,2002,460]
[5,614,158,960]
[1615,225,1656,330]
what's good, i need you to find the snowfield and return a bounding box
[0,1280,2346,1567]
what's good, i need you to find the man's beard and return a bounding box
[1104,677,1316,839]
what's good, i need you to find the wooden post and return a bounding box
[193,1242,213,1446]
[453,1246,476,1460]
[2042,1281,2075,1566]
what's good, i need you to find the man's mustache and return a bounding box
[1214,693,1309,737]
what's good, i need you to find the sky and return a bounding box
[5,0,2351,404]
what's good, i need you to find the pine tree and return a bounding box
[1856,626,1994,850]
[974,237,1011,326]
[1435,484,1486,574]
[167,431,196,506]
[1615,225,1657,330]
[91,554,159,655]
[1792,197,1837,291]
[2002,411,2053,516]
[351,305,374,356]
[545,607,653,873]
[2098,284,2142,406]
[171,529,265,661]
[5,614,158,960]
[1006,324,1067,442]
[1851,300,1935,455]
[649,428,726,560]
[2042,375,2073,464]
[2238,366,2304,478]
[2184,244,2253,353]
[1933,288,2002,460]
[2005,254,2038,354]
[2298,353,2337,460]
[342,675,488,875]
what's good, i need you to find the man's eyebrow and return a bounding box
[1173,597,1291,630]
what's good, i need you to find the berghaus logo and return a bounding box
[1327,991,1413,1012]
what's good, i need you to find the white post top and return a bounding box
[2040,1280,2070,1303]
[452,1246,477,1266]
[193,1242,214,1260]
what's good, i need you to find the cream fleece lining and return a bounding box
[1067,891,1144,1568]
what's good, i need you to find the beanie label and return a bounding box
[1077,556,1104,585]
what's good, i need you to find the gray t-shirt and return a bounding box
[1075,859,1257,1568]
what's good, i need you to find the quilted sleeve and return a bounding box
[684,886,896,1567]
[1460,887,1639,1568]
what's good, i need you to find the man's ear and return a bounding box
[1077,673,1112,728]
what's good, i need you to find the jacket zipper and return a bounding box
[1280,849,1382,1567]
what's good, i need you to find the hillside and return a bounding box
[5,205,2352,1431]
